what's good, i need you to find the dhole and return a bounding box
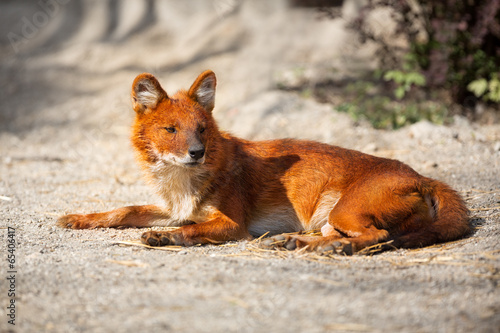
[58,70,470,254]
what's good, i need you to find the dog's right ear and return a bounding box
[131,73,168,113]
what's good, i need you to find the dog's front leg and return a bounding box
[57,205,172,229]
[141,210,251,247]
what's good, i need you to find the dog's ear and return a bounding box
[188,70,216,113]
[131,73,168,113]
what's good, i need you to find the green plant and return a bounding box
[467,74,500,103]
[323,0,500,108]
[383,70,426,99]
[336,80,448,130]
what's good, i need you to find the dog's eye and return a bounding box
[164,127,176,134]
[199,127,205,134]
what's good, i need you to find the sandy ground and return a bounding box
[1,1,499,332]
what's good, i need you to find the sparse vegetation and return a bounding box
[317,0,500,124]
[336,79,448,130]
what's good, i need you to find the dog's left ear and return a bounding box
[188,70,216,113]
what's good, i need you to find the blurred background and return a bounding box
[0,0,366,138]
[1,0,498,139]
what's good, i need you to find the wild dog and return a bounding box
[58,70,470,254]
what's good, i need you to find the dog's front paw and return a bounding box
[141,231,177,247]
[57,214,96,229]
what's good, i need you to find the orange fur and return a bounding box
[57,70,470,254]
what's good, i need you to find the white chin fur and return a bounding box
[156,152,205,168]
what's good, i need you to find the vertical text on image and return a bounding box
[6,227,16,326]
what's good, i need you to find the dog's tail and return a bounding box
[393,177,470,248]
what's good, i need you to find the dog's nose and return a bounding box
[188,147,205,160]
